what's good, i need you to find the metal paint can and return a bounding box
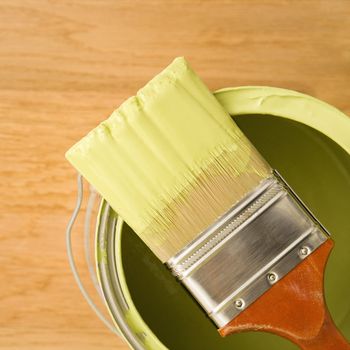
[68,87,350,350]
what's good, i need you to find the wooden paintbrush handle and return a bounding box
[219,239,350,350]
[297,309,350,350]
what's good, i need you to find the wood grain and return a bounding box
[0,1,349,349]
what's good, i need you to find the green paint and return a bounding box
[114,218,166,350]
[66,58,262,256]
[120,116,350,350]
[96,244,108,265]
[215,86,350,154]
[108,87,350,349]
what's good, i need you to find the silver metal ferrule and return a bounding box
[166,170,329,328]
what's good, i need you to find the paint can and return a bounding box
[67,87,350,350]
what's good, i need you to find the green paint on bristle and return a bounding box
[66,57,271,262]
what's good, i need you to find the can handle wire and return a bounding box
[65,174,120,336]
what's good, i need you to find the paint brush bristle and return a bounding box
[66,57,271,262]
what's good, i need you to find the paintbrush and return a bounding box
[66,57,350,350]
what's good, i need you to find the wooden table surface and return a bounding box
[1,1,349,349]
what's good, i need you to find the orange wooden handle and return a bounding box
[297,309,349,350]
[219,239,350,350]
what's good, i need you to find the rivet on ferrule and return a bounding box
[267,272,278,285]
[234,299,245,310]
[299,246,311,259]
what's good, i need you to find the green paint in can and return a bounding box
[96,87,350,350]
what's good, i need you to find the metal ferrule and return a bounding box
[166,170,329,328]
